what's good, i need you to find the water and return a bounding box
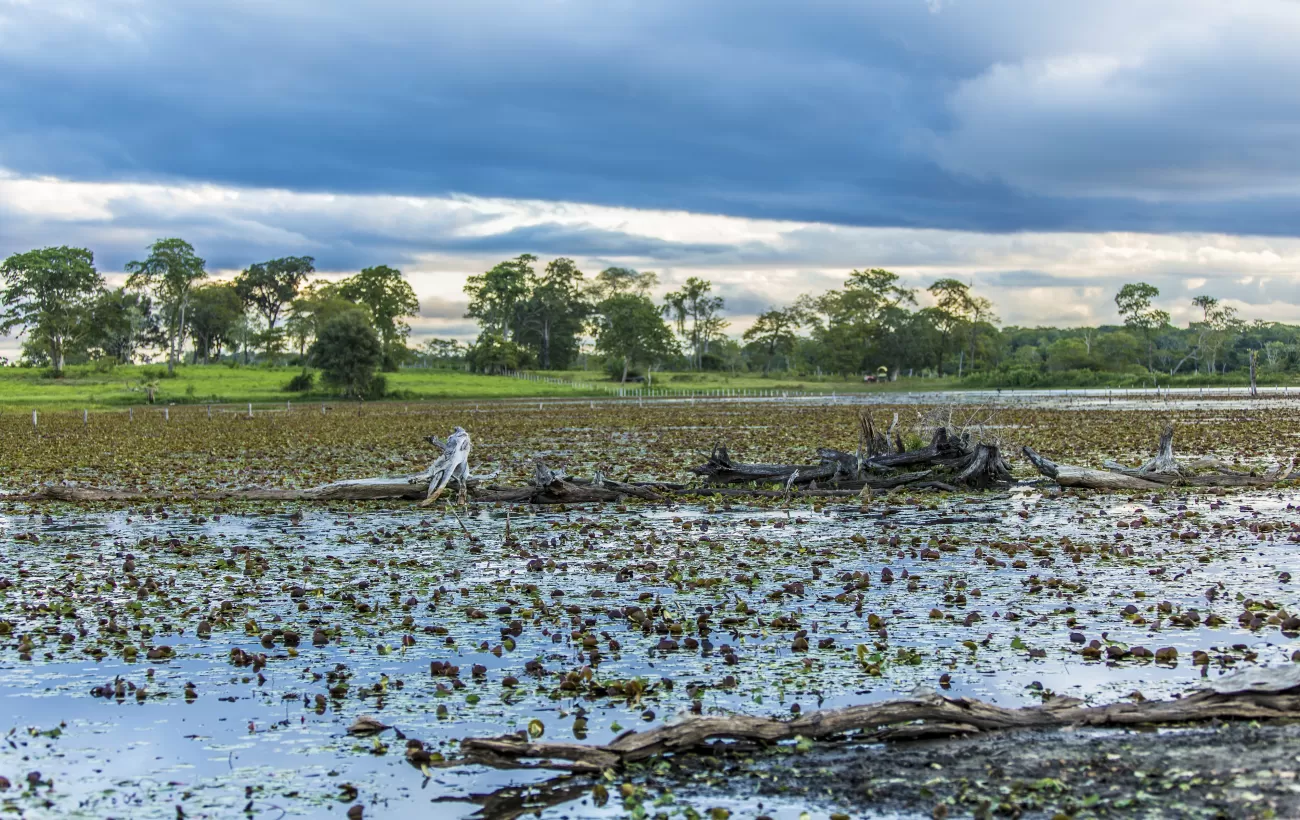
[0,489,1296,817]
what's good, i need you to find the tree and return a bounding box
[88,287,164,364]
[516,257,590,369]
[464,254,536,340]
[926,279,995,377]
[587,267,658,302]
[593,293,678,382]
[743,305,807,373]
[235,256,315,354]
[811,269,916,376]
[125,238,207,375]
[421,338,467,367]
[310,311,383,398]
[466,333,534,374]
[1188,295,1241,375]
[285,282,359,359]
[337,265,419,371]
[1,246,104,376]
[663,277,728,369]
[1114,283,1170,373]
[188,283,245,364]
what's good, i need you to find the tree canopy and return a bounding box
[125,238,208,375]
[0,246,104,375]
[337,265,419,370]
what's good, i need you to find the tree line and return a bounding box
[4,242,1298,392]
[459,255,1299,385]
[1,240,418,395]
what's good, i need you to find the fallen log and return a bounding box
[1025,423,1292,490]
[689,427,1006,492]
[1022,446,1166,490]
[10,424,998,505]
[457,665,1300,773]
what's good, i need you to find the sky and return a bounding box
[4,0,1300,353]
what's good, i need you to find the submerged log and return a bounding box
[458,665,1300,773]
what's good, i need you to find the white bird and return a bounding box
[421,427,472,506]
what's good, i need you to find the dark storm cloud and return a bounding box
[992,270,1077,288]
[433,223,736,259]
[4,1,1300,236]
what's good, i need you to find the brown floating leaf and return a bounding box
[347,716,391,736]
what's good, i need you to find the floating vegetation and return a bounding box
[0,401,1296,817]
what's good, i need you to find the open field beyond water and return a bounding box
[0,366,952,411]
[0,400,1298,818]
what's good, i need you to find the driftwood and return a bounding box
[420,427,473,505]
[458,665,1300,774]
[1025,423,1293,490]
[11,420,1007,505]
[690,423,1011,492]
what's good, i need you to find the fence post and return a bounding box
[164,407,169,421]
[247,402,253,419]
[207,404,212,419]
[31,410,37,430]
[129,407,134,422]
[83,409,88,426]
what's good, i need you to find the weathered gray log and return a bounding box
[1027,422,1293,490]
[1023,446,1167,490]
[459,665,1300,773]
[1137,423,1180,474]
[421,427,472,505]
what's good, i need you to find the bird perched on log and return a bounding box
[420,427,472,506]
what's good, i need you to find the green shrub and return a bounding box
[284,370,315,392]
[310,311,383,398]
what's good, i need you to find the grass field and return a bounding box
[0,364,955,409]
[535,368,961,392]
[0,364,603,409]
[5,362,1284,411]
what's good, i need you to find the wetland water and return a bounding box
[0,485,1297,818]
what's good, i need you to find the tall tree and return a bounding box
[1188,294,1241,375]
[337,265,419,371]
[188,283,245,364]
[1115,282,1170,373]
[235,256,315,342]
[125,238,207,375]
[926,278,996,376]
[516,257,590,369]
[662,277,727,369]
[811,269,916,376]
[464,254,536,340]
[1,246,104,375]
[587,267,658,301]
[593,293,678,382]
[742,305,806,373]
